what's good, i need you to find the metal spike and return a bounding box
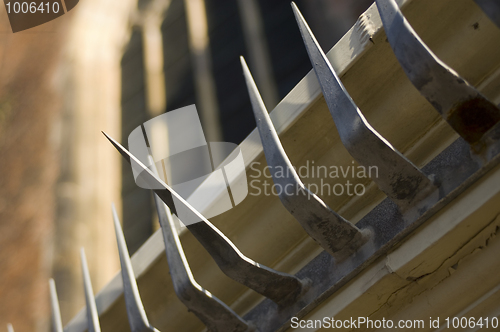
[241,56,369,260]
[148,157,251,330]
[292,3,437,210]
[111,205,159,332]
[80,248,101,332]
[474,0,500,28]
[154,193,253,332]
[49,279,63,332]
[6,324,13,332]
[376,0,500,145]
[102,132,306,306]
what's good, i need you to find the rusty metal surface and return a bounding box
[49,279,63,332]
[111,206,159,332]
[241,56,369,261]
[292,3,438,212]
[103,132,307,307]
[377,0,500,146]
[80,249,101,332]
[153,193,253,332]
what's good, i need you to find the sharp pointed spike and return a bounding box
[102,133,223,226]
[241,56,369,260]
[103,133,178,212]
[153,194,251,331]
[376,0,500,145]
[80,248,101,332]
[111,205,156,332]
[105,133,305,305]
[102,131,131,164]
[49,279,63,332]
[150,158,250,329]
[293,3,436,209]
[474,0,500,28]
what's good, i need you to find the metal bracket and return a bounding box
[241,56,369,261]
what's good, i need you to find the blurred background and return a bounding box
[0,0,373,330]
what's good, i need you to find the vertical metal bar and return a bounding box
[103,132,307,306]
[292,3,437,211]
[80,248,101,332]
[49,279,63,332]
[241,56,369,261]
[111,205,159,332]
[376,0,500,146]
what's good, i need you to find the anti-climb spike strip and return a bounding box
[102,132,306,306]
[474,0,500,28]
[241,56,369,261]
[153,193,253,332]
[6,324,13,332]
[80,248,101,332]
[376,0,500,146]
[111,205,159,332]
[49,279,63,332]
[292,3,437,211]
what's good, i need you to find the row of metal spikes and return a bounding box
[7,0,499,331]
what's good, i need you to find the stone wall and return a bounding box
[0,12,65,332]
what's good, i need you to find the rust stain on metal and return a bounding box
[391,174,422,201]
[447,95,500,144]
